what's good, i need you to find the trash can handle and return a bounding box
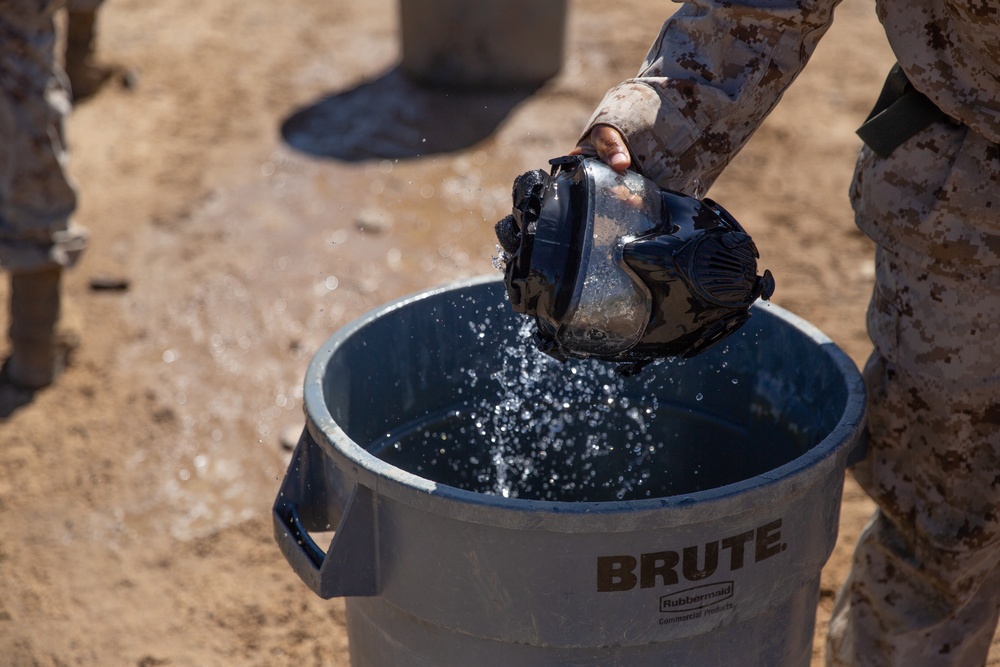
[272,427,379,599]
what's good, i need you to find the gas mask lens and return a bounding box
[558,161,662,355]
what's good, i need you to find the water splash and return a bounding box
[376,318,705,502]
[491,244,511,273]
[372,310,807,502]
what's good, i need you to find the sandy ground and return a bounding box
[0,0,994,665]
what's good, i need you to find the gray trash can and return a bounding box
[398,0,568,89]
[273,275,866,666]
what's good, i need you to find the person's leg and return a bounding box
[828,350,1000,666]
[0,2,86,388]
[8,265,81,388]
[827,120,1000,666]
[64,0,116,101]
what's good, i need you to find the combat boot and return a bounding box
[64,9,116,101]
[7,267,81,389]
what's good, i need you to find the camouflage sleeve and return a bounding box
[584,0,842,195]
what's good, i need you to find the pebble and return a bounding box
[355,208,393,234]
[88,274,131,291]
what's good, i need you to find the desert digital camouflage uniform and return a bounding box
[581,1,1000,665]
[0,0,87,274]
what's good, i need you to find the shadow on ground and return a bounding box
[0,368,36,419]
[281,67,538,161]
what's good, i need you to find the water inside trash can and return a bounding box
[372,402,806,502]
[369,323,811,502]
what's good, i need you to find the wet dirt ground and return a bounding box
[2,0,999,664]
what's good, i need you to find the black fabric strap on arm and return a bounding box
[856,63,948,159]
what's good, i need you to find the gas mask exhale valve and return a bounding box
[494,155,775,374]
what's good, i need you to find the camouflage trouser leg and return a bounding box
[0,0,86,273]
[827,119,1000,665]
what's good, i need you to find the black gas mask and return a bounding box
[494,155,774,373]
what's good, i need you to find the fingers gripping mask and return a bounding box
[494,155,775,373]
